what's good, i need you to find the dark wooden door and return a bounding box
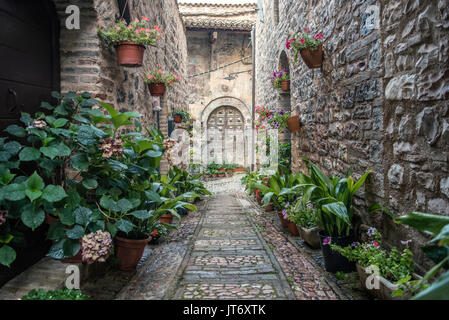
[0,0,60,287]
[0,0,60,130]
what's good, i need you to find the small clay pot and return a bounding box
[287,115,300,133]
[173,114,182,123]
[277,211,289,228]
[281,80,290,91]
[287,221,299,236]
[234,167,245,172]
[265,204,274,212]
[158,213,173,224]
[300,44,323,69]
[115,236,150,271]
[114,41,145,67]
[148,83,166,96]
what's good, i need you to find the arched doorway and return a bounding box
[0,0,60,286]
[207,106,247,167]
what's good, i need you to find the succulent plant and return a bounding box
[81,230,113,264]
[0,210,7,226]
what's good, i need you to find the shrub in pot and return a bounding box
[145,69,179,96]
[271,69,290,92]
[97,17,161,67]
[286,28,323,69]
[287,201,318,244]
[298,158,372,272]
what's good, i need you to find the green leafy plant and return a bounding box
[145,68,179,88]
[271,69,290,89]
[298,159,372,237]
[21,288,89,300]
[172,110,191,122]
[394,212,449,300]
[288,201,318,229]
[97,17,161,46]
[286,27,323,63]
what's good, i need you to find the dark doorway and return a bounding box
[0,0,60,287]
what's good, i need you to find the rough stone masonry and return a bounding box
[255,0,449,272]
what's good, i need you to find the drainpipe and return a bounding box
[250,25,256,172]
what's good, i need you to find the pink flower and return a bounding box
[158,69,163,73]
[134,18,139,23]
[304,27,310,32]
[286,38,295,50]
[114,26,121,30]
[170,81,174,86]
[142,16,149,22]
[372,241,380,248]
[323,237,331,245]
[147,75,153,80]
[300,38,305,45]
[314,33,324,40]
[127,25,133,30]
[154,25,160,32]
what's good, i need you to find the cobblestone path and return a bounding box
[170,193,295,300]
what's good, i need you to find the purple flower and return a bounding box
[284,202,290,208]
[323,237,331,245]
[282,210,288,218]
[401,240,412,246]
[367,227,376,237]
[351,242,360,247]
[279,110,285,115]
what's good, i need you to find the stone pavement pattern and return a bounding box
[171,193,294,300]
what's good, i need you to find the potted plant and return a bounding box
[271,69,290,92]
[288,201,320,248]
[299,159,372,273]
[266,110,291,131]
[148,222,168,245]
[172,110,190,123]
[278,209,289,229]
[145,68,179,96]
[286,28,323,68]
[287,115,300,133]
[331,227,418,300]
[98,17,161,67]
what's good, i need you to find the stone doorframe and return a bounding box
[200,96,252,129]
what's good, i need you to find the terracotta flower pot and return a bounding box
[148,83,166,96]
[115,236,150,271]
[287,115,300,133]
[61,250,83,264]
[234,167,245,172]
[300,44,323,69]
[265,204,274,212]
[45,213,59,225]
[158,213,173,224]
[281,80,290,91]
[173,114,182,123]
[114,41,145,67]
[287,221,299,236]
[277,211,289,228]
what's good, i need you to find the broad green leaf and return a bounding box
[130,210,150,220]
[40,146,59,160]
[82,178,98,190]
[412,270,449,300]
[59,207,75,226]
[53,118,68,128]
[106,221,117,237]
[40,102,55,110]
[117,198,133,213]
[47,222,67,241]
[0,234,13,244]
[74,207,92,226]
[0,169,15,185]
[4,125,26,137]
[3,141,22,155]
[350,169,372,196]
[3,183,26,201]
[99,102,118,117]
[19,147,41,161]
[322,202,351,226]
[55,143,71,157]
[27,172,44,191]
[395,212,449,236]
[115,219,135,233]
[66,225,85,239]
[21,205,45,230]
[0,245,16,267]
[25,189,42,202]
[87,220,104,233]
[42,185,67,202]
[63,238,81,258]
[70,153,89,170]
[46,240,65,259]
[431,225,449,246]
[0,151,11,162]
[145,190,161,203]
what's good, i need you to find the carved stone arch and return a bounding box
[200,96,252,130]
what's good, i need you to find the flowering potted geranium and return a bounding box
[286,28,323,68]
[98,17,161,67]
[267,109,291,131]
[145,68,179,96]
[271,69,290,92]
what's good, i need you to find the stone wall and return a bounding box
[53,0,188,172]
[187,30,253,119]
[255,0,449,271]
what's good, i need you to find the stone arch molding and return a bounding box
[200,96,252,129]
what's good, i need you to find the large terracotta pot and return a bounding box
[281,80,290,92]
[114,41,145,67]
[115,236,150,271]
[287,221,299,236]
[173,114,182,123]
[148,83,166,96]
[61,250,83,264]
[287,115,300,133]
[265,204,274,212]
[158,213,173,224]
[234,167,245,172]
[277,211,289,228]
[300,44,323,69]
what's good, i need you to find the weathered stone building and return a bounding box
[255,0,449,270]
[179,1,257,167]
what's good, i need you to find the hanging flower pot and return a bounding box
[300,44,323,69]
[281,80,290,92]
[148,83,166,96]
[174,114,182,123]
[115,236,150,271]
[287,115,300,133]
[114,41,146,67]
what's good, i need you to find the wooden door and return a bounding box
[0,0,60,131]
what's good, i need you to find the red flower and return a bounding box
[286,38,295,50]
[142,16,149,22]
[372,241,380,248]
[300,38,305,45]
